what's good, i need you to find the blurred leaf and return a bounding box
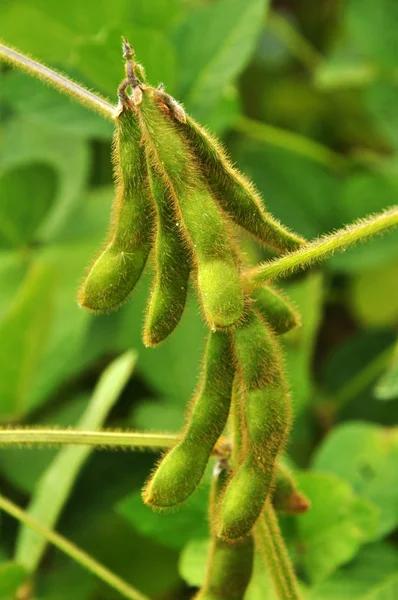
[179,538,209,587]
[235,142,341,239]
[312,422,398,537]
[309,543,398,599]
[346,0,398,68]
[0,562,26,597]
[15,351,137,572]
[365,82,398,150]
[1,72,113,139]
[174,0,268,116]
[292,471,378,584]
[0,263,54,421]
[0,253,28,320]
[375,340,398,400]
[128,0,182,30]
[117,469,210,550]
[34,562,94,600]
[0,163,57,248]
[0,118,90,241]
[350,259,398,327]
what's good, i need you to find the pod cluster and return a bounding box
[78,42,305,346]
[78,42,309,582]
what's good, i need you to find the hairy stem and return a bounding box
[244,207,398,291]
[0,41,115,119]
[254,504,302,600]
[233,116,348,172]
[0,428,177,449]
[0,494,150,600]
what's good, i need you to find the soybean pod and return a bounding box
[219,309,291,541]
[137,89,244,329]
[143,330,235,508]
[254,285,300,335]
[170,110,305,253]
[272,464,310,515]
[143,160,190,347]
[78,99,154,312]
[195,465,254,600]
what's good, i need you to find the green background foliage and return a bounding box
[0,0,397,598]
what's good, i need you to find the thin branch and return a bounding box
[233,116,348,172]
[0,428,177,450]
[254,504,303,600]
[0,41,115,120]
[0,494,150,600]
[243,207,398,291]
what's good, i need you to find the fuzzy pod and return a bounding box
[254,285,300,335]
[272,464,310,515]
[171,112,305,253]
[137,89,243,329]
[143,162,190,347]
[78,105,154,312]
[143,330,235,508]
[194,465,254,600]
[218,310,291,540]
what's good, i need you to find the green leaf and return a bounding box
[179,538,209,587]
[309,543,398,600]
[235,142,341,239]
[0,118,90,241]
[291,471,378,584]
[0,253,28,321]
[34,562,94,600]
[0,163,57,248]
[0,562,26,598]
[15,351,137,572]
[375,341,398,400]
[174,0,268,116]
[1,72,113,139]
[117,472,210,551]
[312,422,398,537]
[346,0,398,68]
[365,82,398,150]
[0,262,54,421]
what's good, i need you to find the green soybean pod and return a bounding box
[78,104,154,312]
[272,464,310,515]
[254,285,300,335]
[137,89,243,329]
[195,466,254,600]
[172,112,305,253]
[143,330,235,508]
[143,161,191,347]
[218,309,291,540]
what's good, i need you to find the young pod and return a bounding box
[78,103,154,312]
[272,464,310,515]
[218,309,291,541]
[137,89,244,329]
[254,285,300,335]
[143,330,235,508]
[143,161,191,347]
[169,109,305,253]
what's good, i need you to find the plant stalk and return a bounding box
[0,41,115,119]
[0,494,150,600]
[254,504,303,600]
[243,207,398,291]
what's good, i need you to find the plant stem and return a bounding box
[254,504,302,600]
[233,116,348,172]
[267,10,322,71]
[0,428,177,449]
[0,41,115,119]
[244,207,398,291]
[0,494,150,600]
